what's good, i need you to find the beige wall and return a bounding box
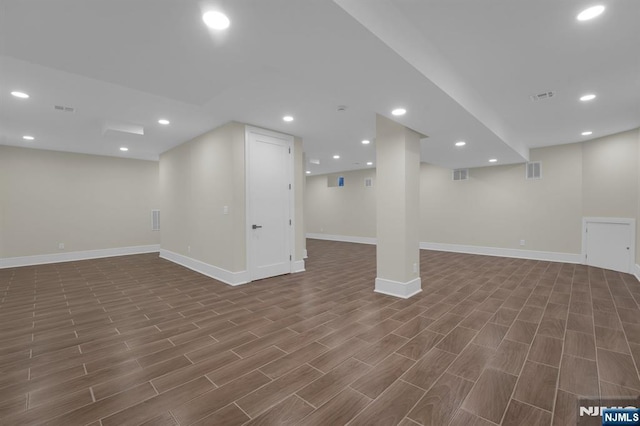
[305,128,640,260]
[305,168,376,238]
[160,122,305,272]
[582,129,638,218]
[160,122,246,272]
[422,142,584,253]
[0,146,159,258]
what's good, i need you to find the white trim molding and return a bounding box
[0,244,160,269]
[303,249,308,259]
[292,260,306,273]
[306,233,377,245]
[419,242,582,264]
[160,249,249,286]
[306,234,583,264]
[635,264,640,283]
[375,277,422,299]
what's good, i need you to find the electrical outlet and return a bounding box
[187,245,191,253]
[223,206,229,215]
[520,239,525,246]
[413,262,418,273]
[58,243,64,250]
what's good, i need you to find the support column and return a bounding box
[375,114,422,298]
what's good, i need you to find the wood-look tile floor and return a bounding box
[1,239,639,425]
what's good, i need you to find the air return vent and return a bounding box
[526,162,542,179]
[452,169,468,181]
[152,210,160,231]
[530,91,555,102]
[54,105,75,113]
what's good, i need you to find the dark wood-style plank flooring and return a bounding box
[1,239,639,425]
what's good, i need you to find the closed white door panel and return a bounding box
[586,221,631,273]
[248,131,291,281]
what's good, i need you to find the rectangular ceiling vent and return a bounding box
[364,177,373,187]
[526,161,542,179]
[102,121,144,136]
[452,169,468,181]
[152,210,160,231]
[530,91,555,102]
[54,105,75,113]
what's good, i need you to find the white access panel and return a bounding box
[583,218,635,274]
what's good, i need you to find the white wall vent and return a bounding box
[452,169,469,181]
[530,91,555,102]
[152,210,160,231]
[526,161,542,179]
[364,177,373,187]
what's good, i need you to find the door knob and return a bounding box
[252,224,263,229]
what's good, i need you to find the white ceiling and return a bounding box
[1,0,638,175]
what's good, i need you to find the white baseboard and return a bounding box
[635,264,640,282]
[375,276,422,299]
[0,244,160,269]
[419,242,582,264]
[160,249,249,286]
[306,233,582,265]
[303,249,308,259]
[292,259,306,273]
[306,233,377,245]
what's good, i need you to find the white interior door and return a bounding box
[584,219,633,273]
[247,128,292,281]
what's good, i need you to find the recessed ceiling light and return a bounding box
[305,171,311,174]
[158,119,170,125]
[333,155,340,159]
[455,141,466,147]
[202,11,230,30]
[367,162,373,166]
[120,147,129,152]
[391,108,406,116]
[362,140,370,145]
[283,115,294,122]
[11,91,29,99]
[580,94,596,101]
[22,135,34,140]
[577,5,605,21]
[582,131,593,136]
[489,158,497,163]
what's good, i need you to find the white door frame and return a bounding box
[245,125,295,281]
[582,217,635,273]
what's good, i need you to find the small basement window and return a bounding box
[452,169,468,181]
[327,174,345,187]
[526,161,541,179]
